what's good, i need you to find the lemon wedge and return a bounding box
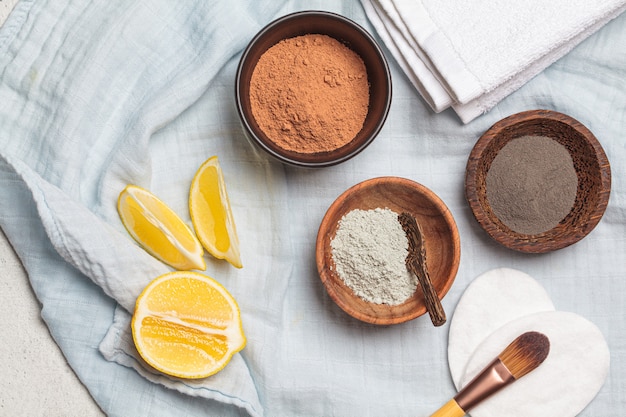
[131,271,246,379]
[117,185,206,271]
[189,156,242,268]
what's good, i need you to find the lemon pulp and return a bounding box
[118,185,205,271]
[189,156,242,268]
[131,271,246,379]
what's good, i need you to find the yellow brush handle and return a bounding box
[430,399,466,417]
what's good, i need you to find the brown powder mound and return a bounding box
[249,34,369,154]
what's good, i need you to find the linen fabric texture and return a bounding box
[1,1,625,416]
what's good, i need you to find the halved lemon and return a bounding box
[189,156,242,268]
[131,271,246,379]
[117,185,206,271]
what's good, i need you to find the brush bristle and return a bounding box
[498,331,550,379]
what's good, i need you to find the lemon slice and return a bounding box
[189,156,242,268]
[117,185,206,271]
[131,271,246,379]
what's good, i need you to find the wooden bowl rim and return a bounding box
[465,109,611,253]
[315,176,461,325]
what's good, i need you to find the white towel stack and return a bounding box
[361,0,626,123]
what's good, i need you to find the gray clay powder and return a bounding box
[330,208,417,305]
[486,135,578,235]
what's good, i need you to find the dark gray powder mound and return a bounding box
[486,135,578,235]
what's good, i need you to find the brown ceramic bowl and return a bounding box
[465,109,611,253]
[316,177,460,325]
[235,11,392,168]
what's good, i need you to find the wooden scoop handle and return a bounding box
[399,212,447,327]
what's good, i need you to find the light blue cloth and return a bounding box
[1,1,625,416]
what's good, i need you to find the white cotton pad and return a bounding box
[448,268,555,388]
[461,311,610,417]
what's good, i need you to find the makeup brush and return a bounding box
[430,331,550,417]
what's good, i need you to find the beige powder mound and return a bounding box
[330,208,416,305]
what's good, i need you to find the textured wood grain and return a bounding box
[399,212,447,327]
[465,109,611,253]
[316,177,460,325]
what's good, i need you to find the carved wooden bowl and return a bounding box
[465,109,611,253]
[315,177,460,325]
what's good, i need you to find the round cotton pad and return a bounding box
[461,311,610,417]
[448,268,555,388]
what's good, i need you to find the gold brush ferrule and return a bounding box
[454,358,515,412]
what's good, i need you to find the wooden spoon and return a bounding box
[399,212,447,327]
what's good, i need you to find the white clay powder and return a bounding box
[330,207,417,305]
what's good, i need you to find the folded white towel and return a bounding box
[362,0,626,123]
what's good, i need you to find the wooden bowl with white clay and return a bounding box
[315,177,460,325]
[465,109,611,253]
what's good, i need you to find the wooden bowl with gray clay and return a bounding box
[315,177,460,325]
[465,109,611,253]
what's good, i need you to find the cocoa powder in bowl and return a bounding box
[235,11,392,168]
[250,34,369,154]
